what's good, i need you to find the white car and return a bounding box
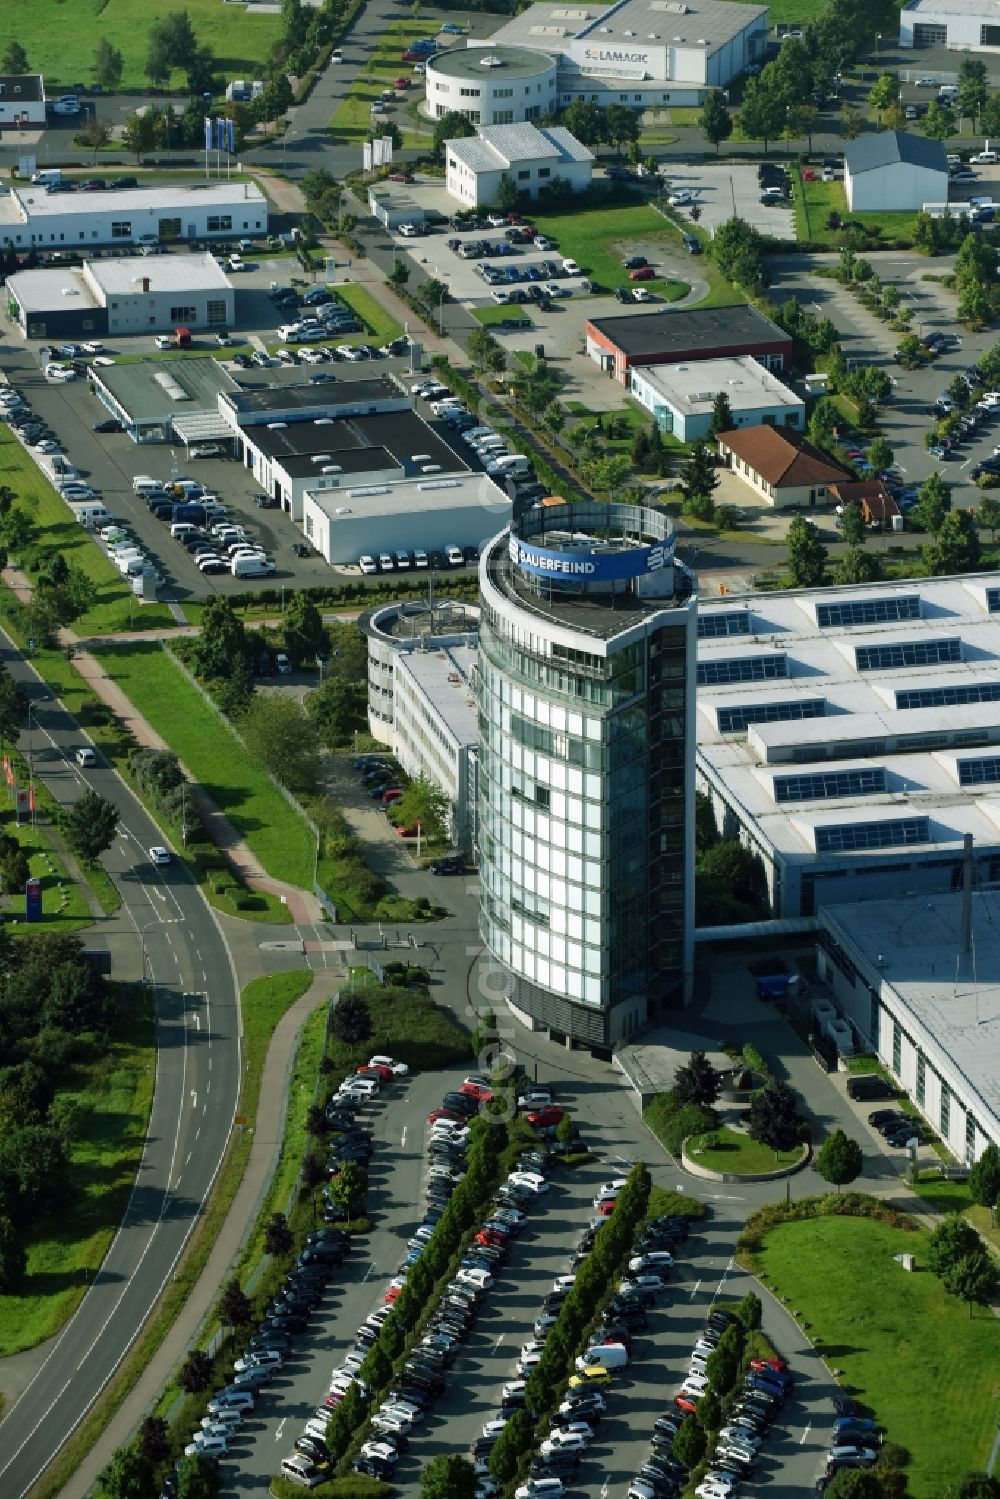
[630,1251,674,1271]
[668,189,693,206]
[719,1426,762,1448]
[92,355,116,367]
[692,1338,718,1358]
[539,1434,588,1455]
[457,1266,493,1289]
[515,1482,564,1499]
[503,1379,528,1399]
[482,1419,509,1439]
[680,1373,711,1396]
[148,845,172,865]
[184,1434,227,1458]
[338,344,366,361]
[361,1440,399,1462]
[44,363,76,382]
[299,349,325,365]
[561,258,582,275]
[509,1172,548,1193]
[190,444,222,459]
[154,335,174,351]
[696,1487,734,1499]
[82,342,105,355]
[234,1350,283,1372]
[399,223,420,237]
[369,1054,409,1075]
[303,1417,332,1443]
[717,1443,756,1465]
[202,1409,242,1429]
[546,282,570,299]
[359,555,378,574]
[553,1275,576,1292]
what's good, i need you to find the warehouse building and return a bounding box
[586,305,792,383]
[695,573,1000,920]
[844,131,948,212]
[393,645,481,852]
[89,356,240,444]
[818,891,1000,1158]
[899,0,1000,51]
[7,252,235,341]
[362,599,482,743]
[628,356,804,442]
[0,74,46,131]
[477,0,768,109]
[303,472,511,567]
[0,181,268,251]
[445,122,593,206]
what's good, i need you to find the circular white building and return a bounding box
[477,502,697,1056]
[425,45,558,126]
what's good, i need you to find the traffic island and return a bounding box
[681,1125,811,1183]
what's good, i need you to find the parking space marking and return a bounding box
[363,1261,376,1282]
[275,1417,286,1442]
[800,1422,812,1444]
[689,1279,702,1300]
[493,1333,505,1352]
[401,1126,407,1149]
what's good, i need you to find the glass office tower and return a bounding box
[477,502,696,1055]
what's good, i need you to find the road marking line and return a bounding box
[689,1280,701,1300]
[193,1014,200,1029]
[364,1262,375,1282]
[800,1422,812,1445]
[185,1153,192,1166]
[191,1091,197,1111]
[276,1417,286,1442]
[494,1333,504,1351]
[401,1126,407,1148]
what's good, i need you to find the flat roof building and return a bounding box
[0,182,267,251]
[425,45,559,126]
[362,599,482,744]
[7,251,235,341]
[303,472,511,567]
[479,0,768,107]
[478,501,697,1053]
[445,122,593,206]
[629,356,804,443]
[696,573,1000,920]
[0,75,46,129]
[393,645,481,851]
[818,891,1000,1159]
[90,355,240,444]
[586,305,792,383]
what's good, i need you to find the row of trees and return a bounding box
[926,1212,1000,1316]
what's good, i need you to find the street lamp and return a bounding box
[438,285,446,335]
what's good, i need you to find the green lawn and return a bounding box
[474,305,533,328]
[793,170,924,247]
[0,431,176,636]
[687,1124,802,1175]
[9,0,282,93]
[758,1216,999,1496]
[330,284,404,344]
[530,203,702,295]
[0,993,155,1355]
[328,20,436,146]
[94,641,316,889]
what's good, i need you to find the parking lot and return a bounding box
[657,164,796,241]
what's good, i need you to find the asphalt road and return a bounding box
[0,645,241,1499]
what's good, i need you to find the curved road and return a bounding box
[0,642,241,1498]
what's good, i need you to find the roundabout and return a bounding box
[681,1125,812,1184]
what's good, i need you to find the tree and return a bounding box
[868,436,894,474]
[0,666,28,744]
[218,1276,252,1330]
[95,1447,155,1499]
[137,1416,170,1467]
[968,1142,1000,1209]
[120,111,159,163]
[489,1409,532,1482]
[178,1349,213,1393]
[868,72,900,125]
[951,1477,1000,1499]
[700,90,732,153]
[264,1211,293,1257]
[331,990,372,1044]
[913,472,951,535]
[283,592,327,667]
[195,596,251,681]
[239,693,323,797]
[737,1290,762,1330]
[680,441,719,515]
[0,1215,25,1292]
[673,1050,720,1107]
[958,57,989,125]
[495,173,520,211]
[814,1128,864,1190]
[824,1474,887,1499]
[176,1455,222,1499]
[1,42,29,74]
[305,677,366,749]
[747,1080,802,1152]
[556,1111,574,1147]
[739,76,785,152]
[420,1453,477,1499]
[433,110,475,160]
[927,1212,982,1276]
[61,791,119,866]
[809,398,840,452]
[328,1159,366,1212]
[704,1338,739,1395]
[391,772,450,841]
[840,503,866,546]
[834,548,882,585]
[78,116,113,160]
[697,1389,722,1432]
[841,104,863,140]
[924,508,981,575]
[673,1414,707,1467]
[922,101,955,141]
[708,391,733,439]
[94,39,125,91]
[712,215,768,293]
[786,514,828,588]
[787,102,821,152]
[468,326,505,375]
[975,492,1000,543]
[563,100,604,147]
[943,1250,1000,1316]
[585,453,633,502]
[982,93,1000,138]
[602,104,641,155]
[697,838,768,919]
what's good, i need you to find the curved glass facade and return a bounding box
[477,506,696,1051]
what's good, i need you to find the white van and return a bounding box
[574,1343,628,1372]
[939,84,959,100]
[445,545,464,566]
[68,503,112,529]
[132,475,161,495]
[31,169,64,186]
[75,747,96,768]
[280,1455,325,1487]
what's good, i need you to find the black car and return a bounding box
[353,1457,394,1480]
[93,418,124,433]
[232,353,252,368]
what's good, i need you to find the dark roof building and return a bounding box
[830,479,901,530]
[585,305,792,382]
[0,74,47,127]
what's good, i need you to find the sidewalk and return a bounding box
[59,970,335,1499]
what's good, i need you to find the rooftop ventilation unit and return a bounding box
[153,370,190,403]
[478,54,506,67]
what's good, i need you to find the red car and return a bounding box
[674,1393,698,1415]
[751,1356,788,1374]
[629,265,655,281]
[461,1081,494,1101]
[360,1063,393,1082]
[381,788,403,804]
[402,49,423,60]
[384,1285,402,1303]
[476,1229,507,1248]
[428,1107,463,1123]
[388,171,414,182]
[527,1106,565,1128]
[394,76,410,88]
[598,1199,616,1217]
[397,824,420,837]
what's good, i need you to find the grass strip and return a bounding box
[0,429,176,636]
[743,1199,997,1498]
[27,969,309,1499]
[686,1125,802,1175]
[93,640,316,889]
[330,285,404,344]
[0,992,155,1358]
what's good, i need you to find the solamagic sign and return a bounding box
[509,534,674,581]
[582,46,650,64]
